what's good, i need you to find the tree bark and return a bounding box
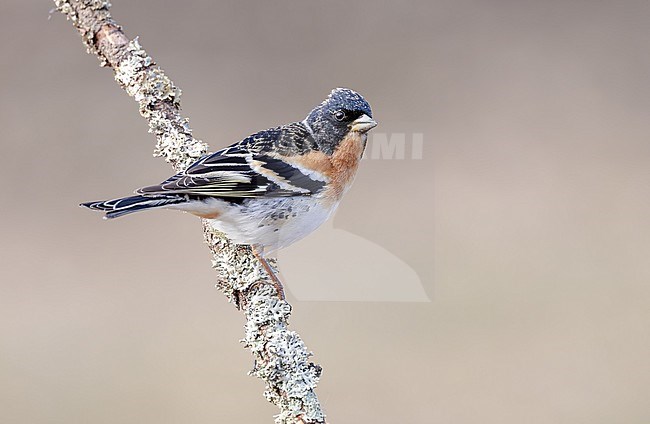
[53,1,326,423]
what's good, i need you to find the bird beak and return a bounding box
[350,114,377,133]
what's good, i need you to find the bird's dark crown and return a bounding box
[304,88,373,155]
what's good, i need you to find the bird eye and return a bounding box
[333,110,347,121]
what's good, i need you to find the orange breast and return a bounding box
[328,131,366,198]
[284,132,367,204]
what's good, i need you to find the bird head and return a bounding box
[304,88,377,155]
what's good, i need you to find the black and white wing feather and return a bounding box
[136,123,326,200]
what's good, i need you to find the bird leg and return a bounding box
[252,246,286,300]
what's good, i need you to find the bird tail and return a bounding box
[81,194,187,219]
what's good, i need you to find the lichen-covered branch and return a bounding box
[53,1,325,422]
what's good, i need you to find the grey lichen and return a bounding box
[55,1,326,422]
[55,0,208,172]
[113,38,207,170]
[204,225,325,424]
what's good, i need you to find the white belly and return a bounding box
[203,196,337,252]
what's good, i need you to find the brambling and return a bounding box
[82,88,376,265]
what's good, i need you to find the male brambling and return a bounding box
[82,88,377,275]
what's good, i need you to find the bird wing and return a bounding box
[136,124,327,199]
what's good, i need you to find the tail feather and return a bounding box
[81,195,186,219]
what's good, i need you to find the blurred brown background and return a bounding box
[2,1,649,423]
